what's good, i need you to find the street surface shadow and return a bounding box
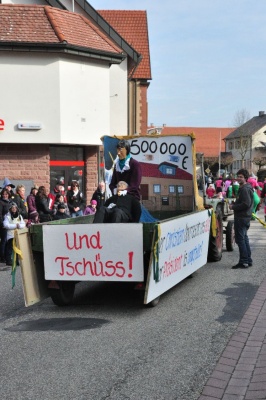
[5,317,110,332]
[216,282,258,323]
[71,281,144,308]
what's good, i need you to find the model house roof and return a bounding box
[156,126,234,158]
[98,10,152,80]
[0,4,124,61]
[140,162,192,180]
[225,112,266,139]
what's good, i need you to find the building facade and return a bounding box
[0,2,151,200]
[224,111,266,175]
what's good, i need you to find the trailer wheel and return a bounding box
[49,282,75,306]
[208,208,223,262]
[226,220,235,252]
[148,296,160,307]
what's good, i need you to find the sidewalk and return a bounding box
[199,213,266,400]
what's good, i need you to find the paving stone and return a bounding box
[225,384,247,396]
[202,385,224,398]
[211,370,231,382]
[245,390,266,399]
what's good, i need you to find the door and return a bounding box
[49,146,85,193]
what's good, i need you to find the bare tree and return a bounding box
[252,149,266,170]
[221,153,234,171]
[232,108,250,127]
[232,108,251,168]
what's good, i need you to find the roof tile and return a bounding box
[98,10,151,79]
[0,4,123,55]
[159,127,234,158]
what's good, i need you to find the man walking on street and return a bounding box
[229,169,254,269]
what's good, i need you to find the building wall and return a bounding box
[109,59,128,135]
[139,81,149,135]
[0,53,121,145]
[84,146,99,201]
[128,80,149,136]
[0,144,50,188]
[0,144,99,202]
[225,128,266,174]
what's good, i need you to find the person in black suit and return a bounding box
[93,181,141,223]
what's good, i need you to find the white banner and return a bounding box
[145,210,211,303]
[43,224,144,282]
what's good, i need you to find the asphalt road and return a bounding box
[0,210,265,400]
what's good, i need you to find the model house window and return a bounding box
[177,185,184,194]
[169,185,175,193]
[166,167,175,175]
[159,164,176,175]
[153,184,161,193]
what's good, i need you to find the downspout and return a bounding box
[127,59,142,135]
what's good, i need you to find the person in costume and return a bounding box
[109,140,142,200]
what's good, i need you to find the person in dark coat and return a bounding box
[109,140,142,200]
[14,184,28,223]
[35,186,54,222]
[229,169,254,269]
[2,177,15,199]
[93,181,141,223]
[66,180,85,217]
[53,203,70,220]
[0,188,12,262]
[91,181,106,210]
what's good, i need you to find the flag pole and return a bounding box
[218,130,221,177]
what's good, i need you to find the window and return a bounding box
[235,140,240,149]
[153,184,161,193]
[229,141,233,150]
[169,185,175,193]
[166,167,175,175]
[177,185,184,194]
[159,164,176,175]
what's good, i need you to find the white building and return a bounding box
[224,111,266,176]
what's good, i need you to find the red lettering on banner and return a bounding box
[105,260,116,277]
[115,261,125,278]
[65,231,102,250]
[94,253,105,276]
[0,119,4,131]
[55,252,135,279]
[128,251,133,278]
[162,254,183,278]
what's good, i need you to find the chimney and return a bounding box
[259,111,265,117]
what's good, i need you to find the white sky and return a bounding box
[91,0,266,127]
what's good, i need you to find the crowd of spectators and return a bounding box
[0,177,107,265]
[203,173,266,221]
